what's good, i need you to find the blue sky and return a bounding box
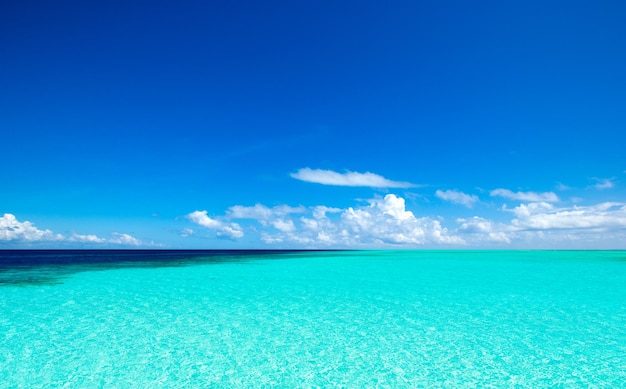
[2,0,625,249]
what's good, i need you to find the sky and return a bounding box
[2,0,625,249]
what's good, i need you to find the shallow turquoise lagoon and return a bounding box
[1,250,625,387]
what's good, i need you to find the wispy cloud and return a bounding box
[556,182,571,191]
[291,168,416,188]
[435,189,479,208]
[590,177,615,190]
[490,188,559,202]
[228,204,305,223]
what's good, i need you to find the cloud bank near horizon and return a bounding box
[4,177,623,249]
[187,186,626,248]
[291,168,417,188]
[0,213,150,247]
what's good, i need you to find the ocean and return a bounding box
[1,250,625,387]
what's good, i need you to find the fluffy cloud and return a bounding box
[218,194,463,247]
[455,201,626,247]
[490,188,559,202]
[291,168,416,188]
[186,188,626,248]
[510,202,626,230]
[1,213,62,242]
[187,210,244,239]
[68,233,106,243]
[110,232,142,246]
[456,217,512,243]
[435,189,479,208]
[1,213,148,246]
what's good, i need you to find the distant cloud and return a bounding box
[509,202,626,230]
[110,232,142,246]
[186,188,626,248]
[195,194,463,247]
[228,204,305,223]
[187,210,244,239]
[456,217,511,243]
[556,182,571,191]
[435,189,478,208]
[490,188,559,202]
[180,228,194,237]
[1,213,62,242]
[591,177,615,190]
[68,233,106,243]
[291,168,416,188]
[456,201,626,246]
[1,213,150,246]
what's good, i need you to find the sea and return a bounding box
[1,250,625,387]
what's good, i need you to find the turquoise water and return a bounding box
[1,250,625,387]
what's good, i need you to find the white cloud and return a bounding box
[67,231,148,246]
[110,232,142,246]
[1,213,150,246]
[228,204,305,225]
[591,177,615,190]
[510,202,626,230]
[187,210,243,239]
[291,168,416,188]
[556,182,571,191]
[68,233,106,243]
[435,189,479,208]
[453,201,626,247]
[456,217,512,243]
[272,219,296,232]
[251,194,463,247]
[0,213,62,242]
[180,228,194,237]
[490,188,559,202]
[188,189,626,248]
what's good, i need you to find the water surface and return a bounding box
[1,250,625,387]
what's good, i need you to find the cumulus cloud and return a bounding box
[110,232,142,246]
[227,194,463,247]
[187,210,244,239]
[1,213,150,246]
[0,213,62,242]
[456,217,512,243]
[187,186,626,248]
[510,202,626,230]
[272,219,296,232]
[490,188,559,202]
[453,201,626,247]
[68,233,106,243]
[435,189,479,208]
[291,168,416,188]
